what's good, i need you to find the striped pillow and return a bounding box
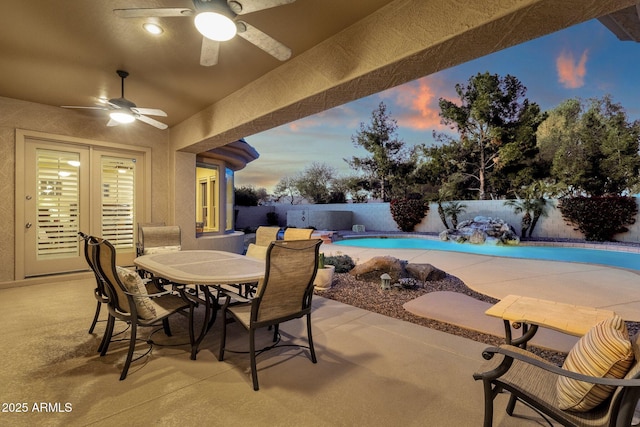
[557,315,634,412]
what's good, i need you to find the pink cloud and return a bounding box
[556,49,588,89]
[381,76,448,131]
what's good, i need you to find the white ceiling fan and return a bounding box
[114,0,295,66]
[62,70,168,130]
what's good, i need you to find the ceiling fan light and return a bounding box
[194,12,237,41]
[143,23,164,35]
[110,111,135,124]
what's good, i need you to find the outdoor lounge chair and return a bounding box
[283,227,313,240]
[93,236,193,380]
[218,239,322,390]
[474,317,640,427]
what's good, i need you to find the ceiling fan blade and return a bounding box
[200,37,220,66]
[106,118,120,127]
[231,0,296,15]
[136,114,168,130]
[61,105,108,110]
[113,8,193,18]
[131,107,167,117]
[236,21,291,61]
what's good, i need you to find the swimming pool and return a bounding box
[333,237,640,271]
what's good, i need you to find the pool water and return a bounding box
[333,237,640,271]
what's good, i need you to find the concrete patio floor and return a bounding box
[2,244,638,426]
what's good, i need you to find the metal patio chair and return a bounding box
[218,239,322,390]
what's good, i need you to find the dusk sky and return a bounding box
[235,18,640,192]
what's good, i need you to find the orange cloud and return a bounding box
[556,49,588,89]
[381,76,447,131]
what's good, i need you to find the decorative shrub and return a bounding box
[324,254,355,273]
[390,198,429,232]
[559,196,638,241]
[266,211,278,226]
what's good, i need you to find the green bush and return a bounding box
[558,196,638,241]
[324,254,355,273]
[390,198,429,232]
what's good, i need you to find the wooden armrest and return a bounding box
[476,346,640,387]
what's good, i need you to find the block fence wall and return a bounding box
[236,199,640,243]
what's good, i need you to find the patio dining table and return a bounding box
[134,250,265,359]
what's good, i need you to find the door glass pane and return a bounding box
[36,149,81,259]
[101,157,135,249]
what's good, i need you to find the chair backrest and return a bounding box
[245,243,268,260]
[253,239,322,323]
[139,225,181,255]
[93,237,136,318]
[255,226,280,247]
[79,232,107,297]
[283,228,313,240]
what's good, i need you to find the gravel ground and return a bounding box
[315,272,639,365]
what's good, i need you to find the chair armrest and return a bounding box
[219,287,252,304]
[476,346,640,387]
[121,287,173,298]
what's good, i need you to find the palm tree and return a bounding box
[505,181,556,238]
[435,189,451,229]
[443,201,467,229]
[504,198,535,237]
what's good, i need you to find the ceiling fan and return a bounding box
[62,70,168,130]
[113,0,295,66]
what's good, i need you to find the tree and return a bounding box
[273,176,299,204]
[443,201,467,229]
[539,96,640,196]
[235,186,260,206]
[433,72,547,199]
[346,102,417,201]
[331,176,366,203]
[294,162,336,204]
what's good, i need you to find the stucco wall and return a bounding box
[0,96,171,282]
[237,199,640,243]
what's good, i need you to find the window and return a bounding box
[196,164,219,232]
[226,167,234,231]
[35,149,80,260]
[101,157,136,249]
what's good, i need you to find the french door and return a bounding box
[20,134,147,277]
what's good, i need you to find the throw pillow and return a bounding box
[556,315,634,412]
[116,266,157,320]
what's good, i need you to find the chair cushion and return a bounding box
[556,315,634,412]
[116,266,157,320]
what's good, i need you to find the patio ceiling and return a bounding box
[0,0,639,153]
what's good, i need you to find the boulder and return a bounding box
[405,263,447,282]
[349,256,407,282]
[468,229,487,244]
[440,216,519,246]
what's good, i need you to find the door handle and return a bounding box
[25,222,32,229]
